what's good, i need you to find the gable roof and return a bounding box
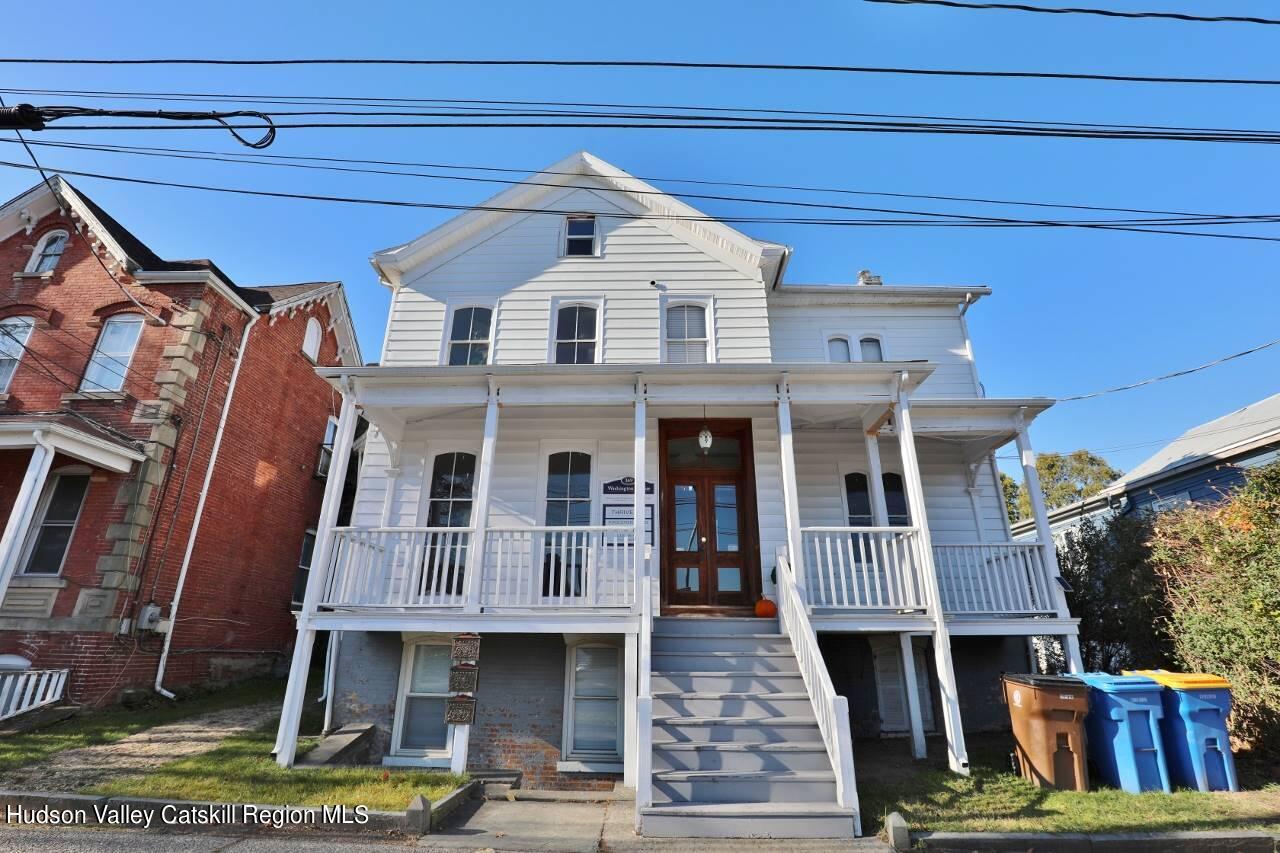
[369,150,788,288]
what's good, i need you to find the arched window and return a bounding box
[426,452,477,527]
[81,314,143,393]
[27,231,68,274]
[843,472,873,526]
[0,316,35,392]
[882,472,911,526]
[554,304,597,364]
[302,317,323,362]
[665,304,708,364]
[827,337,852,363]
[446,306,492,366]
[545,451,592,526]
[859,337,884,362]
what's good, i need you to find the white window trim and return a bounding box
[558,213,602,259]
[825,334,853,364]
[822,328,888,362]
[546,296,605,364]
[536,440,600,527]
[419,444,482,528]
[81,313,144,393]
[25,230,69,274]
[438,302,497,367]
[390,639,455,760]
[302,317,323,363]
[659,295,717,364]
[0,316,36,393]
[837,465,874,527]
[18,467,91,577]
[561,640,624,763]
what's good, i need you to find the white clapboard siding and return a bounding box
[383,184,771,366]
[767,303,979,398]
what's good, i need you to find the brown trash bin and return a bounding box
[1001,674,1090,791]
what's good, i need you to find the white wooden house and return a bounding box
[276,151,1082,839]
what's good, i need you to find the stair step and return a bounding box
[651,769,838,804]
[651,672,808,693]
[652,651,800,673]
[652,617,778,637]
[640,802,857,839]
[652,634,793,653]
[652,691,813,718]
[653,741,833,772]
[653,715,820,744]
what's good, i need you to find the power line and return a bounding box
[8,137,1233,220]
[2,57,1280,86]
[1058,336,1280,401]
[867,0,1280,25]
[4,156,1280,242]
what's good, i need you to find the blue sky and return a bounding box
[2,0,1277,475]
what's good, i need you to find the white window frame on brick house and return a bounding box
[81,313,144,393]
[559,214,601,258]
[291,528,316,608]
[302,317,323,363]
[18,466,92,577]
[439,302,496,367]
[559,640,624,771]
[315,416,340,479]
[660,295,716,364]
[547,296,604,364]
[389,639,455,766]
[0,315,35,393]
[25,230,68,274]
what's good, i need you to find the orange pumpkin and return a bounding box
[754,597,778,618]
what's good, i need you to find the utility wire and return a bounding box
[867,0,1280,25]
[3,157,1279,243]
[1058,336,1280,401]
[16,137,1224,220]
[2,57,1280,86]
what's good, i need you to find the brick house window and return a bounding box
[27,231,68,274]
[81,314,143,393]
[0,316,35,392]
[393,642,452,757]
[302,317,323,362]
[291,529,316,606]
[315,417,339,478]
[20,473,90,575]
[563,644,621,761]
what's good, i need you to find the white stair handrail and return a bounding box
[775,546,861,837]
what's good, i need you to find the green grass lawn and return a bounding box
[87,724,465,812]
[0,677,286,773]
[856,733,1280,836]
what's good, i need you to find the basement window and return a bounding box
[562,644,621,762]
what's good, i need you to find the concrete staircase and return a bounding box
[639,616,858,838]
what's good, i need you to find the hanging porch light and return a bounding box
[698,405,713,454]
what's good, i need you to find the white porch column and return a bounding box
[623,632,639,786]
[0,435,55,604]
[1014,412,1083,673]
[464,379,501,614]
[633,378,647,608]
[275,391,359,767]
[862,425,890,526]
[895,375,970,775]
[899,633,928,760]
[775,375,806,599]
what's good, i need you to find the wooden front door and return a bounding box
[660,420,760,613]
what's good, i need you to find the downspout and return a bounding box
[154,311,260,698]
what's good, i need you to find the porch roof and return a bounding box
[0,416,146,473]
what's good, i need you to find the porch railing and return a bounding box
[801,527,927,611]
[776,547,861,834]
[0,668,68,721]
[932,542,1057,616]
[320,525,635,610]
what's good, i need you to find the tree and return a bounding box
[1017,450,1122,520]
[1057,512,1174,673]
[1000,473,1021,525]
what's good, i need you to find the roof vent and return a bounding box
[857,269,883,286]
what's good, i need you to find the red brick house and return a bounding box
[0,176,361,707]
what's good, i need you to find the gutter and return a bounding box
[154,311,260,698]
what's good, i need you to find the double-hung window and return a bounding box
[554,304,598,364]
[543,451,592,598]
[21,474,90,575]
[564,645,621,761]
[665,304,709,364]
[316,417,339,478]
[81,314,143,393]
[0,316,35,393]
[828,337,852,363]
[424,451,476,597]
[292,529,316,606]
[27,231,68,274]
[446,307,492,366]
[396,643,452,755]
[883,472,911,526]
[563,215,597,256]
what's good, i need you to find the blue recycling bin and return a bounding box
[1127,670,1240,792]
[1077,673,1171,793]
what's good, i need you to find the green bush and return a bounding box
[1150,462,1280,755]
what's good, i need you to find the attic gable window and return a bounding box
[563,215,598,257]
[27,231,68,274]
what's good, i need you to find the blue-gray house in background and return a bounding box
[1013,391,1280,542]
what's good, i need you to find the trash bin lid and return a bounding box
[1076,672,1160,692]
[1003,673,1083,690]
[1124,670,1230,690]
